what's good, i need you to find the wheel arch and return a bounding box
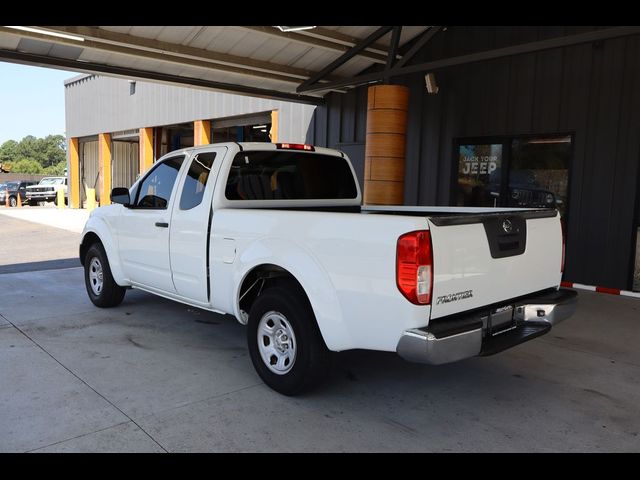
[238,263,310,319]
[231,239,352,352]
[79,223,127,286]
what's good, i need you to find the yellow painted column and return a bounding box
[364,84,409,205]
[270,110,279,143]
[68,137,81,209]
[98,132,112,206]
[194,120,211,146]
[139,127,154,174]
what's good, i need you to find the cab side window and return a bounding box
[179,152,217,210]
[134,156,184,209]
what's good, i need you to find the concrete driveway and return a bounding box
[1,264,639,452]
[1,206,639,452]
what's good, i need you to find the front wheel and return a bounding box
[9,196,16,207]
[247,285,330,396]
[84,243,126,308]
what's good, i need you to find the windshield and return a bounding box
[39,178,65,185]
[6,182,19,189]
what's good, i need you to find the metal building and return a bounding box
[304,27,640,293]
[64,74,315,204]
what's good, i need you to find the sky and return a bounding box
[0,62,78,145]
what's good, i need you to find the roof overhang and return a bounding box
[0,25,429,104]
[2,26,639,106]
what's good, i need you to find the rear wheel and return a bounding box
[84,243,126,308]
[247,285,330,395]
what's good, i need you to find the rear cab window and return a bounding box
[225,150,357,200]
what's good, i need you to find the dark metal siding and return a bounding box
[308,26,640,290]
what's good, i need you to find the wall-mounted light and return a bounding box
[4,26,85,42]
[274,26,317,32]
[425,72,439,94]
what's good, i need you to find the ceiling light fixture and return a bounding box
[274,26,317,32]
[4,26,85,42]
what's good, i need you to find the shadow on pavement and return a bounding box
[0,258,81,274]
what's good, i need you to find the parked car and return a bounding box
[79,142,577,395]
[0,180,37,207]
[25,176,68,206]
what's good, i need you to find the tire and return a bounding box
[247,284,330,396]
[9,196,16,207]
[84,243,126,308]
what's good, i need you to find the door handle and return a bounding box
[155,222,169,228]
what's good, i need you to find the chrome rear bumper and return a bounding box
[396,288,577,365]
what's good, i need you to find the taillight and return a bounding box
[275,143,315,151]
[396,230,433,305]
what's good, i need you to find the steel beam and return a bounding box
[384,26,403,82]
[0,49,324,105]
[42,26,335,81]
[298,25,640,93]
[394,26,441,69]
[241,26,389,63]
[296,27,395,57]
[298,26,393,92]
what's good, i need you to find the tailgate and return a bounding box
[427,210,563,319]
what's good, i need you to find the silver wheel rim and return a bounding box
[9,197,16,207]
[257,311,297,375]
[88,257,104,296]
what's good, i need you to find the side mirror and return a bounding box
[111,187,131,206]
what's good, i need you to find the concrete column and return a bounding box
[194,120,211,146]
[139,127,154,174]
[270,110,279,142]
[363,84,409,205]
[68,137,80,209]
[98,132,112,206]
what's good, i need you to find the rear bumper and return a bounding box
[396,287,577,365]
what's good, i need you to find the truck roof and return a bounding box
[168,142,344,158]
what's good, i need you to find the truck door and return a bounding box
[169,147,226,303]
[117,155,185,292]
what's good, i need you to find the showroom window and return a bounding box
[455,134,572,219]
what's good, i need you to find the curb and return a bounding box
[561,281,640,298]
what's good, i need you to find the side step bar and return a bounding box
[479,323,551,356]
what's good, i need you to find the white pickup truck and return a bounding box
[79,142,577,395]
[26,176,68,205]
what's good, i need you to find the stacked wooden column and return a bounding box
[364,84,409,205]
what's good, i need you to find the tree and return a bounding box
[0,134,66,170]
[41,135,66,168]
[0,140,19,164]
[43,160,66,176]
[16,135,43,164]
[8,158,43,174]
